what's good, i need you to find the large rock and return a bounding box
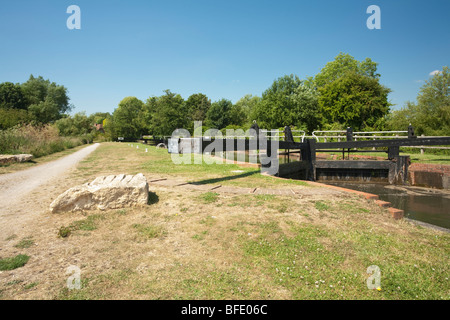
[50,173,149,213]
[0,154,33,165]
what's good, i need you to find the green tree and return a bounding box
[314,52,380,88]
[318,71,391,131]
[234,94,261,126]
[313,53,390,130]
[184,93,211,133]
[0,82,27,110]
[0,108,33,130]
[55,112,93,136]
[113,96,145,139]
[103,114,116,140]
[205,99,234,129]
[252,74,320,132]
[21,75,72,123]
[228,103,247,127]
[186,93,211,122]
[385,103,414,131]
[139,96,156,135]
[149,90,188,136]
[88,112,110,126]
[289,84,321,132]
[388,66,450,135]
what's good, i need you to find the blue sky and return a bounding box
[0,0,449,115]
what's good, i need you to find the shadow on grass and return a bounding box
[189,170,259,185]
[148,191,159,205]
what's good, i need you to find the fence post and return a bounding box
[421,134,425,154]
[346,127,353,142]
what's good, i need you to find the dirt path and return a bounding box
[0,143,100,238]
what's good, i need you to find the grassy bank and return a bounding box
[0,142,448,300]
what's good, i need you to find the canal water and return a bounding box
[324,182,450,230]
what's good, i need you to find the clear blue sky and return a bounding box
[1,0,449,115]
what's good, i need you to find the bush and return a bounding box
[0,124,88,158]
[0,108,33,130]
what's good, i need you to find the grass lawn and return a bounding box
[0,142,448,300]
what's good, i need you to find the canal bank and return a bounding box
[212,150,449,231]
[276,160,450,230]
[322,182,450,231]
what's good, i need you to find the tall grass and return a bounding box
[0,124,89,158]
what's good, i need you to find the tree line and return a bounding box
[1,53,448,140]
[106,52,393,139]
[0,75,72,129]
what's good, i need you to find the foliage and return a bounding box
[0,108,33,130]
[101,114,116,140]
[0,75,72,128]
[147,90,188,136]
[185,93,211,123]
[173,93,211,134]
[314,52,380,88]
[311,53,391,131]
[0,124,87,158]
[205,98,234,129]
[21,75,72,123]
[251,74,321,132]
[0,82,27,109]
[55,112,94,136]
[318,71,391,130]
[387,66,449,135]
[234,94,261,127]
[113,96,145,139]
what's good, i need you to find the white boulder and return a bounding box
[50,173,149,213]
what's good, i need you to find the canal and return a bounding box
[324,182,450,230]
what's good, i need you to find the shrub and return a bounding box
[0,124,87,158]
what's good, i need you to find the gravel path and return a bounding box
[0,143,100,237]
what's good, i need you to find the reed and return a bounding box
[0,124,88,158]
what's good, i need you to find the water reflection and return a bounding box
[325,182,450,229]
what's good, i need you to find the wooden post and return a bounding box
[420,134,425,154]
[388,146,399,160]
[305,139,316,181]
[388,155,410,185]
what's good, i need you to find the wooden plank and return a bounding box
[318,137,450,149]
